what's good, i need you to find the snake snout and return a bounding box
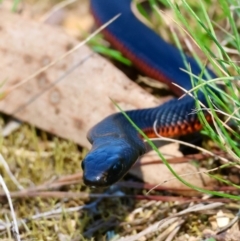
[83,171,108,187]
[81,147,127,187]
[81,153,109,187]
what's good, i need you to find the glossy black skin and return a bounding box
[81,0,216,187]
[82,97,210,187]
[82,113,146,186]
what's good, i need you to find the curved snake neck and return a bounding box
[82,0,216,187]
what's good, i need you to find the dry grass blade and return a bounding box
[40,0,77,22]
[0,154,23,190]
[152,123,232,164]
[11,53,94,116]
[116,203,224,241]
[0,0,239,240]
[157,219,185,241]
[0,194,101,232]
[4,13,121,96]
[0,169,20,241]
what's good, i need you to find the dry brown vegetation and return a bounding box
[0,0,239,240]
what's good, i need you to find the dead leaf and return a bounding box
[130,143,216,196]
[0,10,161,148]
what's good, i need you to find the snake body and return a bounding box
[81,0,216,187]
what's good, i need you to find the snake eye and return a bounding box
[110,160,123,177]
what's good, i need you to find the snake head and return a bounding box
[81,141,140,187]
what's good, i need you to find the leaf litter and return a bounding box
[0,0,239,240]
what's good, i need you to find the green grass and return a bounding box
[92,44,132,66]
[1,0,240,240]
[89,35,132,66]
[88,0,240,201]
[12,0,21,11]
[129,0,240,198]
